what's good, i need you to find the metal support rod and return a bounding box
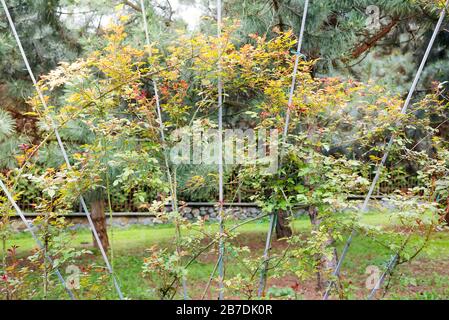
[0,179,75,300]
[216,0,225,300]
[1,0,123,299]
[140,0,188,299]
[367,254,398,300]
[257,213,277,297]
[258,0,310,298]
[323,1,449,299]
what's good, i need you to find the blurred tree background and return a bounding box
[1,0,449,201]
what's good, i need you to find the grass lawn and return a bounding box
[4,212,449,300]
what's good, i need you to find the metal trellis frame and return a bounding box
[0,179,75,299]
[257,0,310,298]
[0,0,123,300]
[323,0,449,300]
[138,0,188,300]
[216,0,225,301]
[1,0,446,302]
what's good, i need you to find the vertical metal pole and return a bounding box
[140,0,188,299]
[216,0,225,300]
[258,0,310,297]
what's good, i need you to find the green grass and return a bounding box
[7,212,391,254]
[3,211,449,300]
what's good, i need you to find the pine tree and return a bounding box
[209,0,449,88]
[0,109,26,169]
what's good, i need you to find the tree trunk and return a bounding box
[308,206,338,291]
[91,199,109,251]
[445,196,449,225]
[275,210,293,239]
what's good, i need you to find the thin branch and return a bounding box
[123,0,142,12]
[351,17,399,59]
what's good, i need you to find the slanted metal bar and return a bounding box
[0,179,75,299]
[258,0,310,297]
[1,0,123,299]
[324,1,449,299]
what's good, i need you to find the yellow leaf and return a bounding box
[23,112,39,116]
[119,15,130,23]
[114,3,124,11]
[15,155,25,166]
